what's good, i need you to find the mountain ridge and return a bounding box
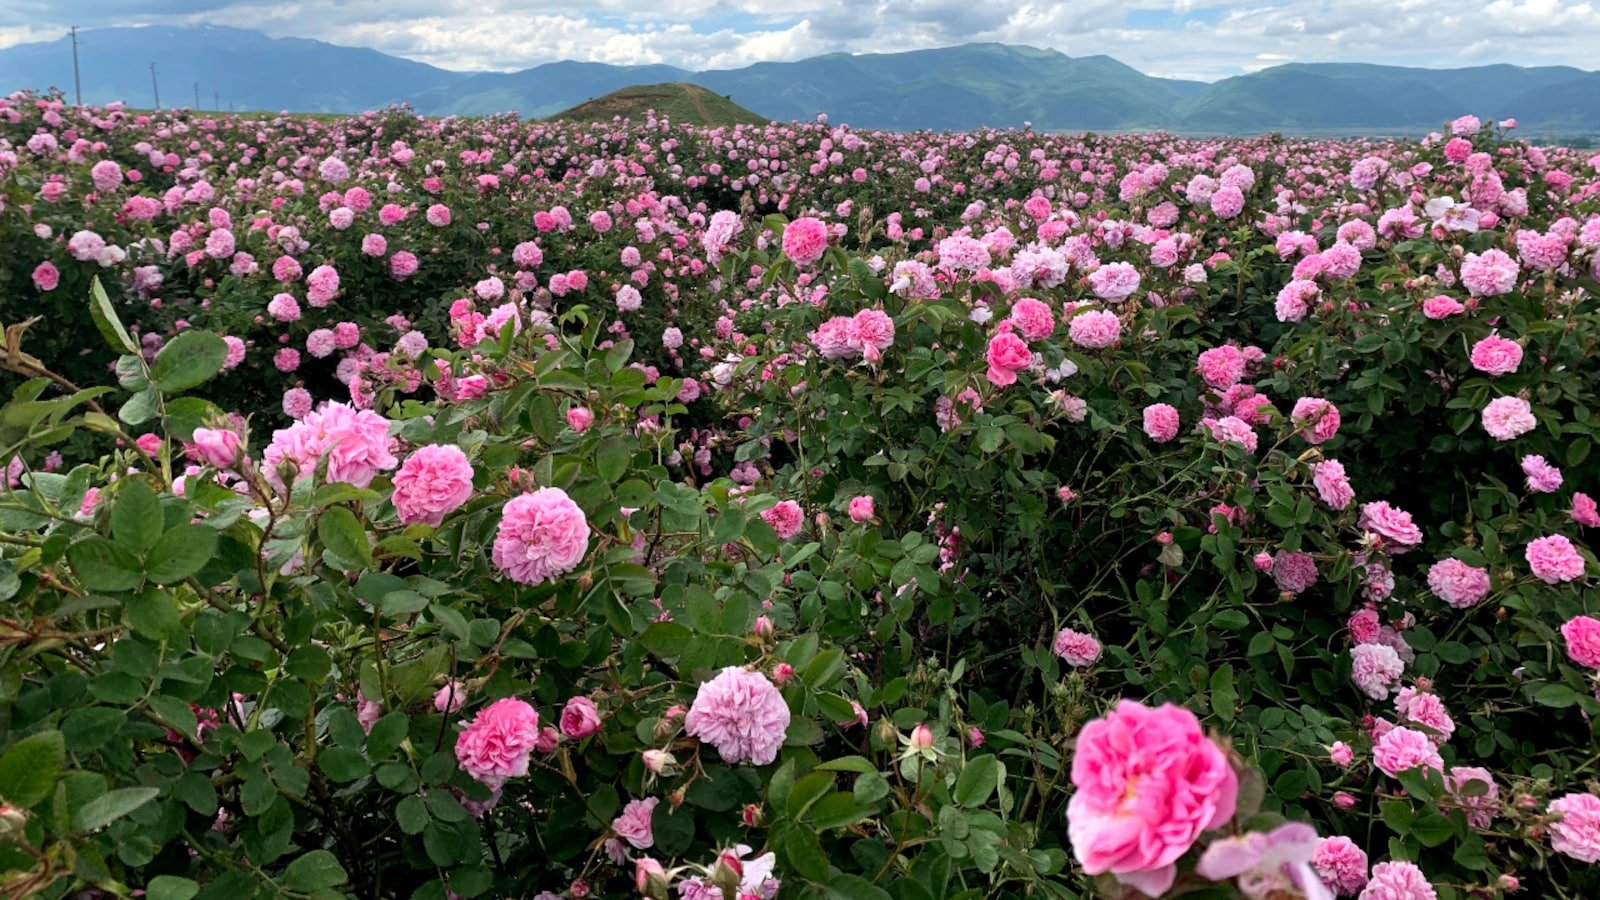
[1,26,1595,134]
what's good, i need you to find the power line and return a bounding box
[69,26,82,106]
[149,62,160,109]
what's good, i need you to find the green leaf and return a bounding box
[777,822,830,882]
[124,590,184,641]
[90,277,138,354]
[397,795,429,834]
[282,850,349,891]
[144,525,217,584]
[73,786,160,832]
[0,729,64,808]
[67,538,145,592]
[112,480,164,552]
[146,876,200,900]
[61,708,126,753]
[954,755,1003,808]
[318,747,370,783]
[786,772,835,820]
[118,387,161,426]
[1536,683,1579,708]
[638,622,694,659]
[595,436,631,484]
[318,506,372,567]
[151,331,228,393]
[1210,664,1237,724]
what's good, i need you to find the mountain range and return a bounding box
[3,26,1597,135]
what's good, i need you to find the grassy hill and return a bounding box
[550,83,769,127]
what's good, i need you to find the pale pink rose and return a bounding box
[1470,335,1522,376]
[612,796,659,850]
[566,406,594,432]
[1549,792,1600,862]
[492,488,591,585]
[1425,558,1490,608]
[1481,396,1535,441]
[1143,403,1180,443]
[392,444,475,527]
[1052,628,1102,666]
[684,667,791,765]
[1526,534,1586,584]
[1067,700,1238,897]
[1292,397,1342,444]
[191,427,244,468]
[1313,459,1355,510]
[1313,836,1368,896]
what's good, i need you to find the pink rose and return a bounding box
[985,331,1032,387]
[492,488,591,585]
[1142,403,1180,443]
[612,796,659,850]
[1562,615,1600,669]
[566,406,594,432]
[1067,700,1238,896]
[392,444,475,527]
[847,495,875,523]
[1526,534,1586,584]
[454,698,541,789]
[191,427,244,468]
[559,696,602,739]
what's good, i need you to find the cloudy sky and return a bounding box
[1,0,1597,81]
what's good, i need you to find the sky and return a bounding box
[1,0,1597,81]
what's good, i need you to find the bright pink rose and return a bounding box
[1574,492,1600,527]
[1359,501,1422,552]
[454,697,541,789]
[761,499,804,540]
[848,495,875,523]
[1142,403,1180,443]
[1292,397,1342,444]
[684,667,791,765]
[392,444,475,527]
[612,797,659,849]
[1470,335,1523,376]
[1372,726,1444,777]
[1562,615,1600,669]
[492,488,591,585]
[1421,295,1464,319]
[567,406,594,432]
[1067,700,1238,897]
[781,216,828,265]
[559,696,602,739]
[1312,836,1369,896]
[1521,454,1563,493]
[31,261,60,291]
[1196,345,1246,390]
[1526,534,1586,584]
[1312,459,1355,510]
[985,331,1032,387]
[1009,298,1056,341]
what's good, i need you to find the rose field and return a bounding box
[4,92,1600,900]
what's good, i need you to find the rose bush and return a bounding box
[3,91,1600,900]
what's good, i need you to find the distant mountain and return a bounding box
[552,83,767,128]
[1,26,1596,134]
[0,25,466,113]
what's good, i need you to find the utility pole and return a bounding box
[214,90,220,111]
[149,62,160,109]
[69,26,82,106]
[193,81,199,109]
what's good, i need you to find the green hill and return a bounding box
[550,83,768,127]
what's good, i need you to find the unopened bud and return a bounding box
[741,803,764,828]
[752,616,774,639]
[909,723,934,750]
[771,662,794,684]
[0,804,25,839]
[668,788,686,808]
[635,858,669,898]
[1497,874,1520,893]
[642,749,677,776]
[1333,791,1357,809]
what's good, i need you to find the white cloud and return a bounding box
[1,1,1596,80]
